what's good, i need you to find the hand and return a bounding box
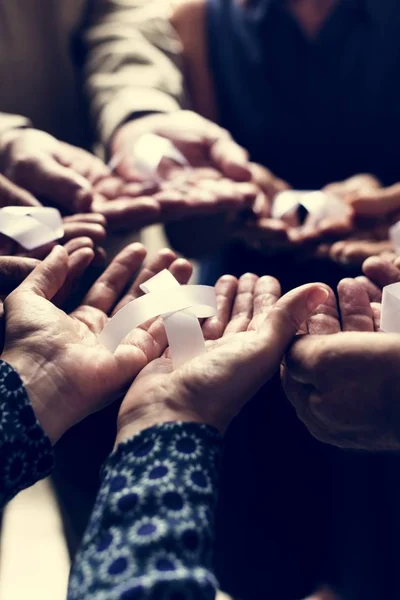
[315,220,393,266]
[1,244,193,443]
[0,128,109,212]
[115,273,329,444]
[0,172,41,207]
[112,111,252,182]
[0,212,107,259]
[361,254,400,299]
[282,278,400,450]
[323,173,381,199]
[343,181,400,218]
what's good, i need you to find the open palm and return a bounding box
[116,274,328,441]
[2,244,192,442]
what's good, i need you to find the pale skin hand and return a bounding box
[282,278,400,450]
[1,244,193,443]
[115,274,329,445]
[0,128,109,212]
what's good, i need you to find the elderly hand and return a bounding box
[115,274,328,444]
[1,244,193,443]
[282,278,400,450]
[0,128,109,212]
[0,211,107,259]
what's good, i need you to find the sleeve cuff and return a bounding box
[0,361,54,509]
[98,89,182,148]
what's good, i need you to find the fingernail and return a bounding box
[307,286,329,310]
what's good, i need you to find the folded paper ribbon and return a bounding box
[109,133,190,182]
[381,282,400,333]
[0,207,64,250]
[272,191,348,229]
[100,269,217,368]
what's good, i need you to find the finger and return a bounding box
[168,257,193,284]
[248,276,282,332]
[371,302,382,331]
[62,222,106,244]
[54,247,95,307]
[202,275,238,340]
[354,275,382,303]
[330,240,392,265]
[223,272,258,334]
[0,173,41,207]
[63,213,107,226]
[306,285,340,334]
[337,278,374,332]
[0,256,39,294]
[17,155,92,210]
[210,138,251,182]
[362,256,400,289]
[82,243,147,313]
[346,184,400,217]
[261,285,330,361]
[63,237,94,254]
[112,248,177,314]
[16,245,68,299]
[92,195,161,231]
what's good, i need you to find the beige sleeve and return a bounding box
[0,113,32,138]
[83,0,188,149]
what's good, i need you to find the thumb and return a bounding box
[0,256,40,294]
[17,245,69,299]
[26,155,93,211]
[261,284,330,361]
[0,173,41,207]
[346,184,400,217]
[210,138,251,181]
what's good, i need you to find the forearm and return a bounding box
[82,0,188,150]
[0,360,54,510]
[68,422,222,599]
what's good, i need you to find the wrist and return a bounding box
[115,404,210,448]
[1,350,69,444]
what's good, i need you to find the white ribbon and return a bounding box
[381,282,400,333]
[0,207,64,250]
[100,269,217,368]
[272,191,348,229]
[109,133,190,182]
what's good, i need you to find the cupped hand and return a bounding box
[282,278,400,450]
[0,212,107,259]
[0,128,109,212]
[115,273,328,444]
[1,244,193,443]
[112,111,252,182]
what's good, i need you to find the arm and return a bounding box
[82,0,188,150]
[0,360,54,510]
[68,423,221,599]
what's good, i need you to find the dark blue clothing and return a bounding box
[208,0,400,189]
[0,359,223,599]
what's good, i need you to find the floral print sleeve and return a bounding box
[0,360,54,510]
[68,422,223,600]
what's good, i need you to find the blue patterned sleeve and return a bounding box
[0,360,54,510]
[68,422,223,600]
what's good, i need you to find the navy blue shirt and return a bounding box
[208,0,400,189]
